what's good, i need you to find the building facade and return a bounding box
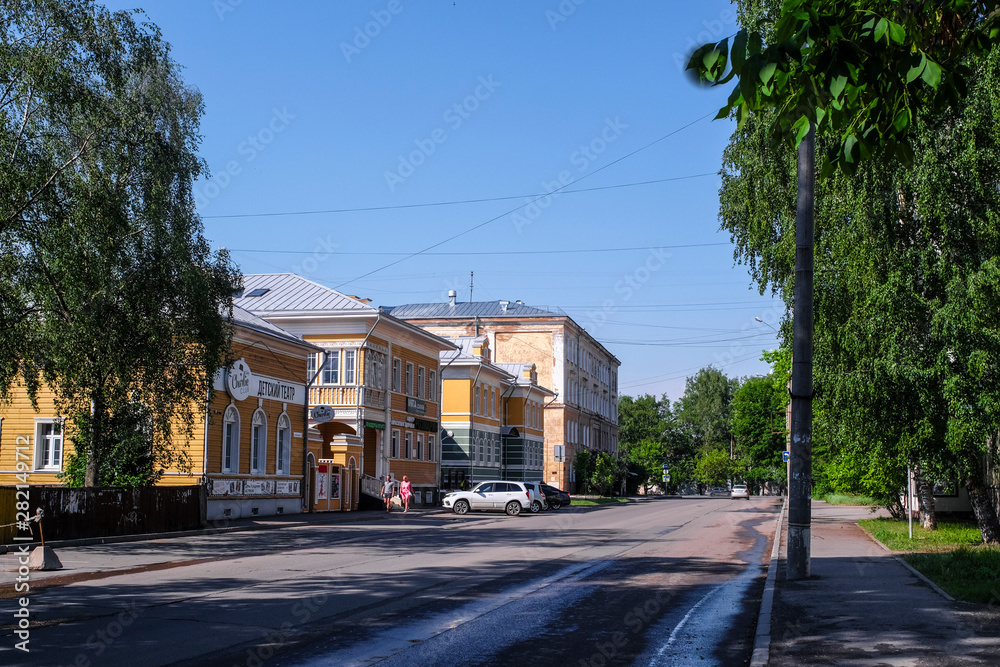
[389,294,620,492]
[438,336,552,489]
[235,274,456,508]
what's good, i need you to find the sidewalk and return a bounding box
[766,502,1000,665]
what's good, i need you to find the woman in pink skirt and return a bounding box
[400,475,413,513]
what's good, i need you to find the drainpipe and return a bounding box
[500,376,518,481]
[358,313,381,483]
[202,384,212,525]
[470,361,484,485]
[303,351,323,513]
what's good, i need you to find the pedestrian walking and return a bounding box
[381,474,394,512]
[400,476,413,513]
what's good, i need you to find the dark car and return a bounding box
[539,484,571,509]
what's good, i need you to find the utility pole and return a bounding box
[787,125,815,580]
[470,271,474,302]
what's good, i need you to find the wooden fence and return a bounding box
[0,486,205,544]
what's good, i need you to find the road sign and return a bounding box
[782,451,790,463]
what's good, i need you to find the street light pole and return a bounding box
[787,125,815,580]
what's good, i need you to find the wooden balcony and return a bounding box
[310,385,386,410]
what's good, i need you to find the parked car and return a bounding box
[539,484,571,509]
[523,482,548,513]
[707,486,728,496]
[731,484,750,500]
[442,481,532,516]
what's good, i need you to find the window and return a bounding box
[392,358,401,392]
[307,353,319,381]
[417,367,425,399]
[474,385,481,414]
[251,409,266,474]
[344,349,356,384]
[275,414,290,475]
[35,420,63,470]
[491,388,496,418]
[321,351,340,385]
[405,362,414,396]
[404,432,412,459]
[417,433,424,460]
[428,371,436,401]
[223,405,240,473]
[427,435,435,461]
[245,287,270,297]
[391,430,400,458]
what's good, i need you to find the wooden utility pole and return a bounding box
[787,125,815,580]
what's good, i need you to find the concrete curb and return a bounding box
[750,498,786,667]
[856,523,955,602]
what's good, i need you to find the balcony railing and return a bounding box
[309,385,386,410]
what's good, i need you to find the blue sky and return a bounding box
[101,0,784,401]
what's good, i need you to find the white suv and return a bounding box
[443,481,532,516]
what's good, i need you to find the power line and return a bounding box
[202,172,718,220]
[334,111,716,290]
[228,242,730,256]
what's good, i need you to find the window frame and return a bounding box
[417,366,425,399]
[391,429,400,459]
[405,362,414,396]
[404,431,412,460]
[392,358,401,393]
[275,413,291,475]
[343,349,356,385]
[223,404,240,473]
[34,419,63,471]
[321,350,340,385]
[251,408,267,474]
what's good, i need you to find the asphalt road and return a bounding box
[0,496,782,666]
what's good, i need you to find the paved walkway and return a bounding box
[767,502,1000,666]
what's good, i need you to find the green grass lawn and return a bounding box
[815,493,878,506]
[859,518,1000,604]
[570,497,630,506]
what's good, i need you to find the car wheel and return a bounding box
[549,499,561,510]
[530,500,542,513]
[453,499,470,515]
[505,501,522,516]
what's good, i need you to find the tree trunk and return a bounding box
[969,437,1000,544]
[85,395,101,487]
[914,464,937,531]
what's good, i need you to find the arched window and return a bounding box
[223,405,240,473]
[275,413,291,475]
[251,408,267,474]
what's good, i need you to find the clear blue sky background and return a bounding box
[101,0,785,402]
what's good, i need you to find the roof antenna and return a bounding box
[470,270,474,303]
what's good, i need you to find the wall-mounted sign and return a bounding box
[227,359,253,401]
[413,418,438,432]
[311,405,335,423]
[257,378,297,401]
[406,397,427,416]
[364,420,385,430]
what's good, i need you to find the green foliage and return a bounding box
[59,402,188,487]
[731,375,787,491]
[626,438,667,494]
[688,0,1000,174]
[716,24,1000,540]
[1,1,240,485]
[573,448,594,494]
[695,449,735,487]
[591,452,618,497]
[675,367,740,455]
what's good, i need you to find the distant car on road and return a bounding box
[539,484,571,509]
[442,481,532,516]
[707,487,728,496]
[731,484,750,500]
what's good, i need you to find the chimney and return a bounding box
[499,300,509,313]
[515,299,524,306]
[448,290,457,306]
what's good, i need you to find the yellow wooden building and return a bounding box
[0,305,317,521]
